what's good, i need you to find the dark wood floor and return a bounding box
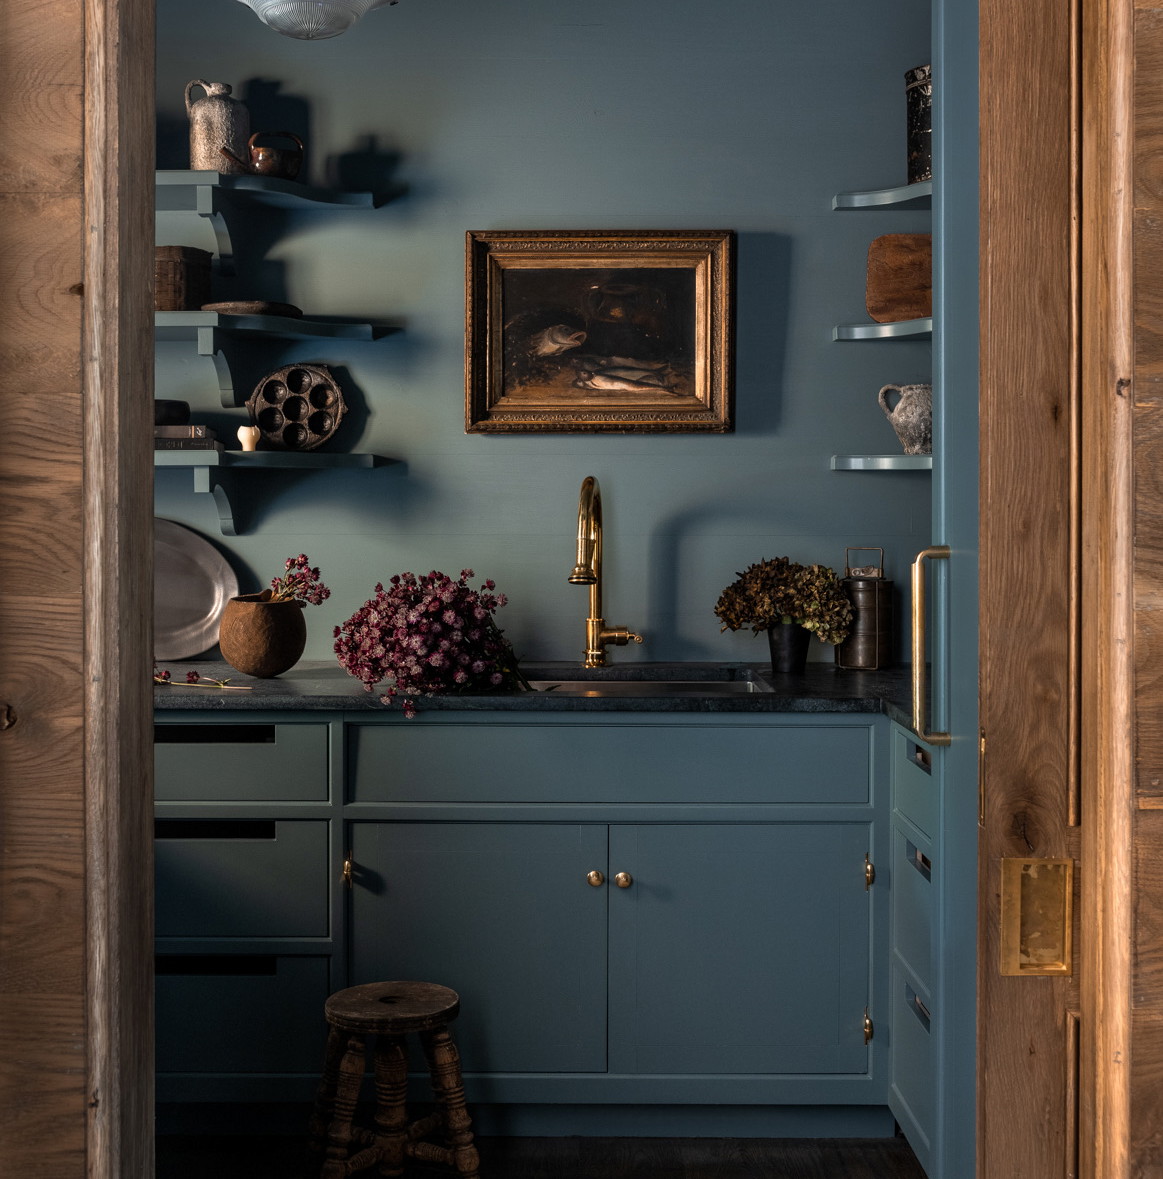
[156,1134,927,1178]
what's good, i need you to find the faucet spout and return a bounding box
[567,476,642,667]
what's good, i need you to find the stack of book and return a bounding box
[154,424,223,452]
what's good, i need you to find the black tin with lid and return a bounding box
[836,547,894,670]
[905,64,932,184]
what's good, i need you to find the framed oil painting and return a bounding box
[465,230,734,433]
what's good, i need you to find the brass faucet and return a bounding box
[568,476,644,667]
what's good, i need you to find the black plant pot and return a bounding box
[767,623,811,675]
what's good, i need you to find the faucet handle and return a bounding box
[604,626,644,648]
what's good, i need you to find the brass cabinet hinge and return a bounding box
[863,1008,874,1044]
[864,854,876,890]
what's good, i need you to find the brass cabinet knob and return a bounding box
[587,869,605,887]
[614,871,633,888]
[342,857,353,887]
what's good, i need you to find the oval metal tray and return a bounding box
[154,518,239,660]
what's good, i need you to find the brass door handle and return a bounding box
[587,869,605,887]
[911,545,951,747]
[342,857,353,887]
[614,872,633,888]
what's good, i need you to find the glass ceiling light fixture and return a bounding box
[236,0,397,40]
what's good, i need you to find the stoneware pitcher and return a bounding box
[185,79,250,173]
[878,382,932,455]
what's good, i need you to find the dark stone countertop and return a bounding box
[154,659,914,728]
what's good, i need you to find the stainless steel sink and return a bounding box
[527,673,773,697]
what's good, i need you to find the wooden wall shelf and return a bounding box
[156,170,383,273]
[832,180,932,210]
[833,318,933,341]
[830,454,933,471]
[154,451,392,536]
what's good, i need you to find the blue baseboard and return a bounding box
[156,1102,898,1139]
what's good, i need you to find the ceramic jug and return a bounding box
[878,382,932,455]
[185,80,250,173]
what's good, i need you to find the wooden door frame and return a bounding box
[979,0,1138,1176]
[75,0,1148,1175]
[83,0,156,1172]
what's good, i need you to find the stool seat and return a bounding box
[310,980,480,1179]
[325,981,459,1034]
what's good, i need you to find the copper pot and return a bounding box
[220,131,305,180]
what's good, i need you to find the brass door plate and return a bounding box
[999,857,1074,976]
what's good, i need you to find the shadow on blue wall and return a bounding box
[734,231,792,436]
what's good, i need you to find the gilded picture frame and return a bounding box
[465,230,735,433]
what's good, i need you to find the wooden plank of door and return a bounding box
[1079,0,1135,1176]
[979,0,1083,1175]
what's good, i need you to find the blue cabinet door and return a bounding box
[607,823,873,1076]
[349,822,610,1074]
[351,819,874,1084]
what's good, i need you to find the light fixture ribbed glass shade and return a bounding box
[237,0,394,40]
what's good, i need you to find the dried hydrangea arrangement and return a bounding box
[714,556,853,646]
[333,569,530,718]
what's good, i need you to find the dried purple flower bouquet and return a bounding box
[333,569,530,718]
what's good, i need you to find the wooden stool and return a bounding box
[309,981,481,1179]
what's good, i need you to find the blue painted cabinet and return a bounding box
[153,719,337,1103]
[154,710,890,1123]
[351,819,874,1098]
[344,713,886,1110]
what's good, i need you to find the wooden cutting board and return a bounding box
[865,233,932,323]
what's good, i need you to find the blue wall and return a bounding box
[155,0,932,666]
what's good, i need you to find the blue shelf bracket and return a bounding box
[192,327,243,408]
[191,466,239,536]
[193,185,235,273]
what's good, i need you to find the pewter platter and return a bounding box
[154,518,238,660]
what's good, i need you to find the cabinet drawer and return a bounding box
[154,723,329,802]
[892,828,932,989]
[155,819,329,937]
[349,722,871,804]
[889,968,935,1161]
[155,954,330,1074]
[891,725,935,838]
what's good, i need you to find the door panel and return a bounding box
[607,823,872,1075]
[350,822,609,1074]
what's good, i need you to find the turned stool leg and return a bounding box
[419,1026,480,1179]
[321,1033,368,1179]
[308,1026,349,1161]
[372,1034,409,1178]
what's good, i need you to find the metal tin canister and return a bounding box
[836,548,894,670]
[905,64,932,184]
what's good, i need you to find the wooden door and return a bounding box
[0,0,155,1173]
[978,0,1157,1176]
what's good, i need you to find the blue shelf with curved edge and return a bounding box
[830,454,933,471]
[832,180,932,210]
[154,450,393,536]
[833,317,932,341]
[156,170,384,274]
[155,311,398,407]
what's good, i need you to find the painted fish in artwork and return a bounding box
[529,324,588,356]
[574,367,675,393]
